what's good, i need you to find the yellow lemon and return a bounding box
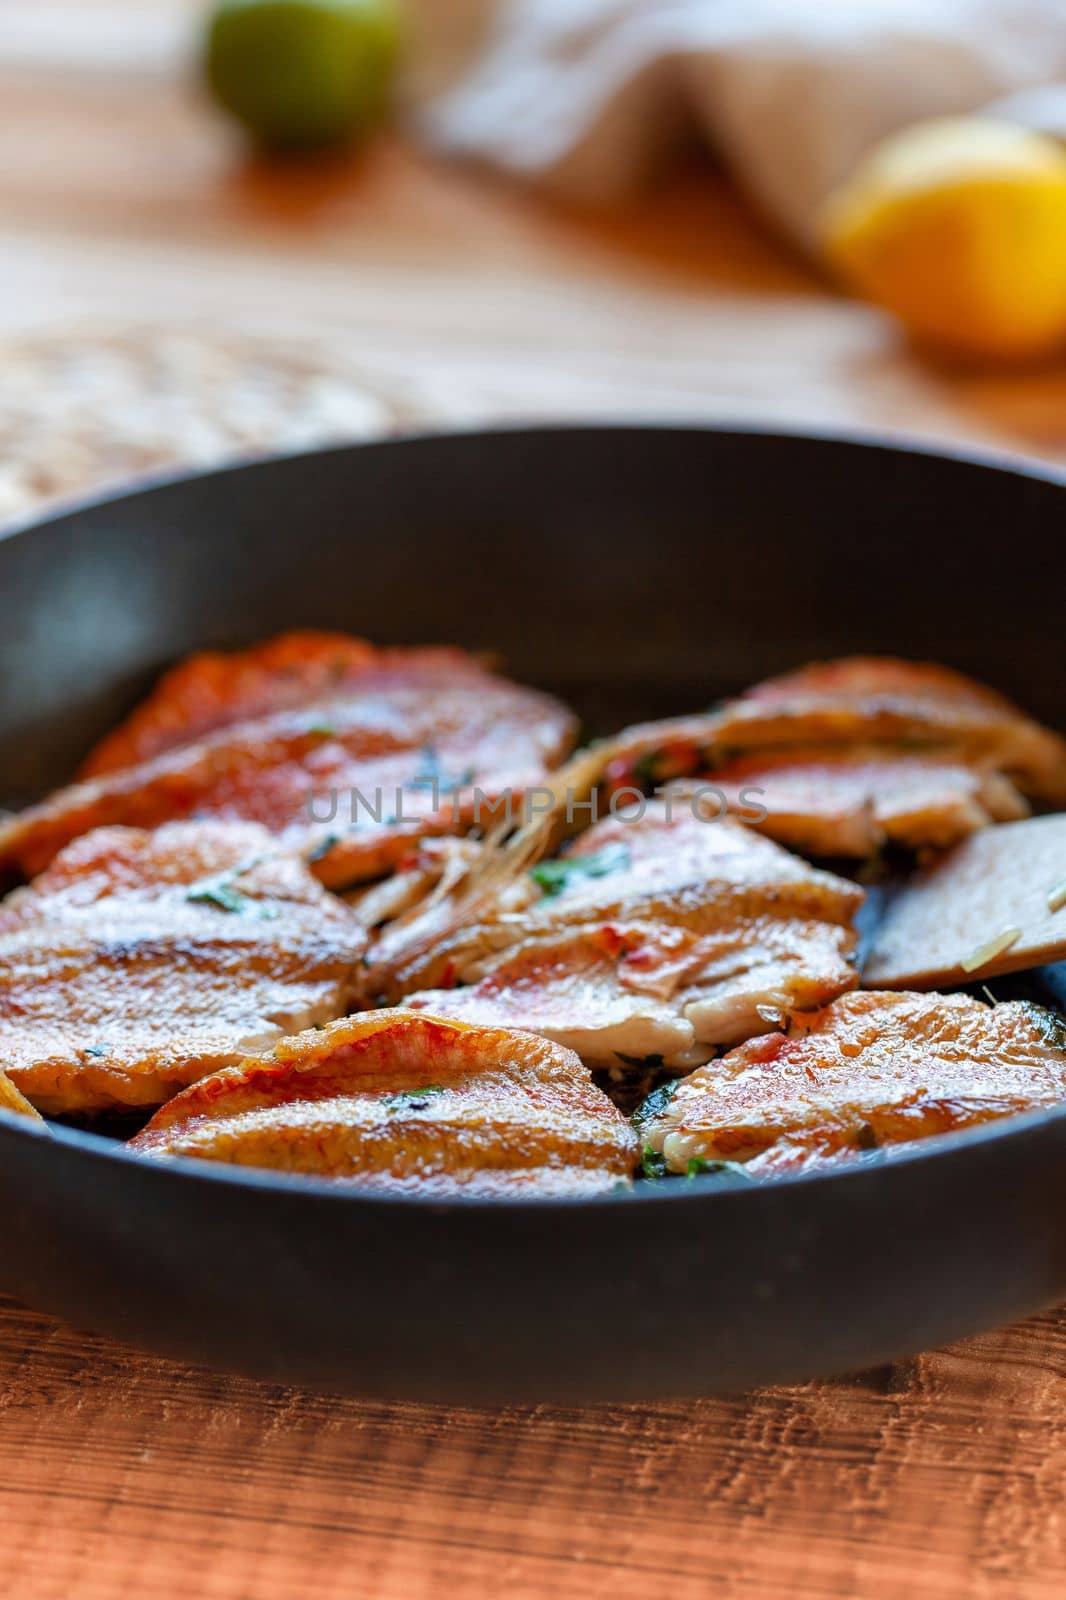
[822,117,1066,361]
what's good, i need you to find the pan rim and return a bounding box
[0,416,1064,550]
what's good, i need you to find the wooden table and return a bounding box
[1,7,1064,1597]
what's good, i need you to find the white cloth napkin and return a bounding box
[401,0,1066,246]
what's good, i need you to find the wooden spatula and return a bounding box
[863,814,1066,989]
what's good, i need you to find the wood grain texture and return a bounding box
[1,5,1065,1596]
[1,1293,1064,1600]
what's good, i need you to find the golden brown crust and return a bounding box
[0,820,366,1115]
[392,805,863,988]
[700,747,1029,857]
[610,657,1066,841]
[641,990,1066,1176]
[130,1009,638,1195]
[80,631,381,777]
[0,643,578,886]
[713,658,1066,779]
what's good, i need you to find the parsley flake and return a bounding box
[631,1078,678,1131]
[685,1157,754,1184]
[185,855,276,917]
[186,881,252,915]
[530,841,630,898]
[632,749,666,786]
[640,1146,669,1180]
[386,1085,447,1114]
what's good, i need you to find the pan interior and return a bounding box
[0,425,1063,1178]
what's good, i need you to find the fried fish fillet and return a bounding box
[129,1009,638,1195]
[0,640,577,888]
[701,748,1028,857]
[710,658,1066,791]
[398,800,865,972]
[80,631,381,777]
[640,990,1066,1176]
[609,657,1066,856]
[399,804,863,1067]
[0,820,365,1115]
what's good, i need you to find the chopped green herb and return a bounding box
[386,1085,447,1113]
[185,854,276,917]
[640,1141,753,1183]
[306,722,338,740]
[685,1156,755,1183]
[631,1078,678,1131]
[640,1146,669,1180]
[1021,1002,1066,1052]
[530,841,630,898]
[632,749,666,786]
[186,881,252,915]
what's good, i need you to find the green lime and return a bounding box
[205,0,400,152]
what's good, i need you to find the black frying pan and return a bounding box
[1,424,1064,1403]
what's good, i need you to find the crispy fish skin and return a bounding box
[80,631,381,777]
[611,658,1066,834]
[129,1009,638,1196]
[0,647,577,887]
[700,748,1029,858]
[0,821,366,1116]
[641,990,1066,1176]
[715,658,1066,794]
[542,805,863,927]
[398,807,862,1066]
